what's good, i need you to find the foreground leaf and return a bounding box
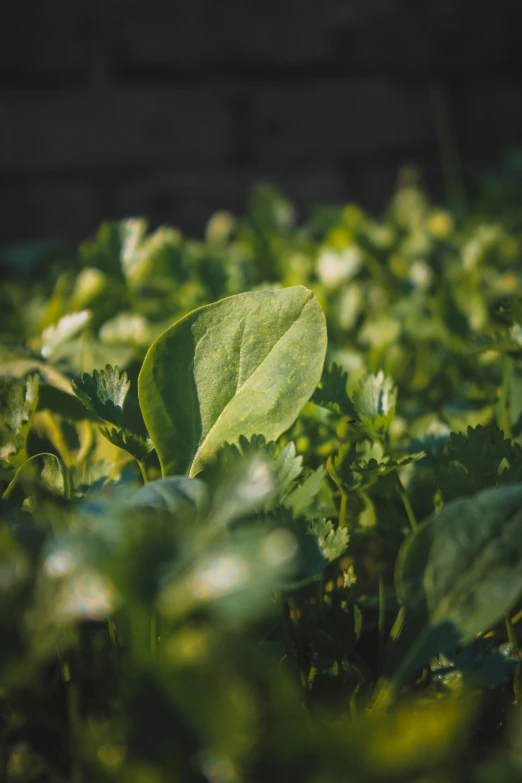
[138,286,327,476]
[372,484,522,711]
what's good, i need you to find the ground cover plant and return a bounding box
[3,164,522,780]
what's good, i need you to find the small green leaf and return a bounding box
[100,427,155,462]
[284,465,326,518]
[350,371,397,440]
[436,425,522,500]
[71,365,130,427]
[138,286,327,477]
[327,442,423,494]
[309,517,349,562]
[312,362,355,418]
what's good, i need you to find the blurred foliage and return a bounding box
[3,163,522,781]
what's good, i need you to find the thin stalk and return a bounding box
[498,355,514,438]
[505,613,521,704]
[394,474,418,533]
[317,572,325,608]
[339,491,348,529]
[137,460,149,484]
[377,574,386,670]
[280,595,309,702]
[63,664,82,783]
[150,611,158,660]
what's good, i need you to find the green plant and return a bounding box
[2,172,522,781]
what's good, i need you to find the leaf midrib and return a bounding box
[189,295,312,475]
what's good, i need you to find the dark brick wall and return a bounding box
[1,0,522,244]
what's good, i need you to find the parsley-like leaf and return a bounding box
[312,362,355,418]
[100,427,155,462]
[71,365,130,427]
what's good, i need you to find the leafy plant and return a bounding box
[3,170,522,781]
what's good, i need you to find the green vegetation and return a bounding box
[3,168,522,781]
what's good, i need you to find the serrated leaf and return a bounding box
[100,427,155,462]
[327,442,424,494]
[284,465,326,518]
[71,365,130,427]
[309,517,349,562]
[350,371,397,440]
[311,362,355,418]
[138,286,327,477]
[436,424,522,500]
[237,435,303,508]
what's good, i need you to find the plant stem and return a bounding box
[150,611,158,660]
[63,662,82,783]
[339,491,348,529]
[499,355,514,438]
[378,573,386,670]
[280,594,309,702]
[505,613,521,704]
[394,474,418,533]
[137,460,149,484]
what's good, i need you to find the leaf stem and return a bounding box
[63,663,82,783]
[280,594,309,702]
[150,611,158,660]
[378,573,386,670]
[339,491,348,529]
[394,474,418,532]
[138,460,149,484]
[499,355,514,438]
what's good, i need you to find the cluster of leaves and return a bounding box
[3,169,522,781]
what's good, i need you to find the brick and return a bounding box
[0,87,230,172]
[250,79,437,164]
[0,181,100,243]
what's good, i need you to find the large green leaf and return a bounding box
[138,286,327,477]
[372,484,522,711]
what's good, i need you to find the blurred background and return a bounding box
[1,0,522,250]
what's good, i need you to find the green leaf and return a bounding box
[40,311,92,358]
[312,362,355,418]
[309,517,349,562]
[138,286,327,477]
[373,485,522,711]
[327,442,423,494]
[100,427,155,462]
[127,476,208,518]
[220,435,303,510]
[0,344,73,394]
[284,465,326,518]
[350,371,397,441]
[0,374,39,468]
[71,364,130,427]
[436,425,522,501]
[3,452,69,503]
